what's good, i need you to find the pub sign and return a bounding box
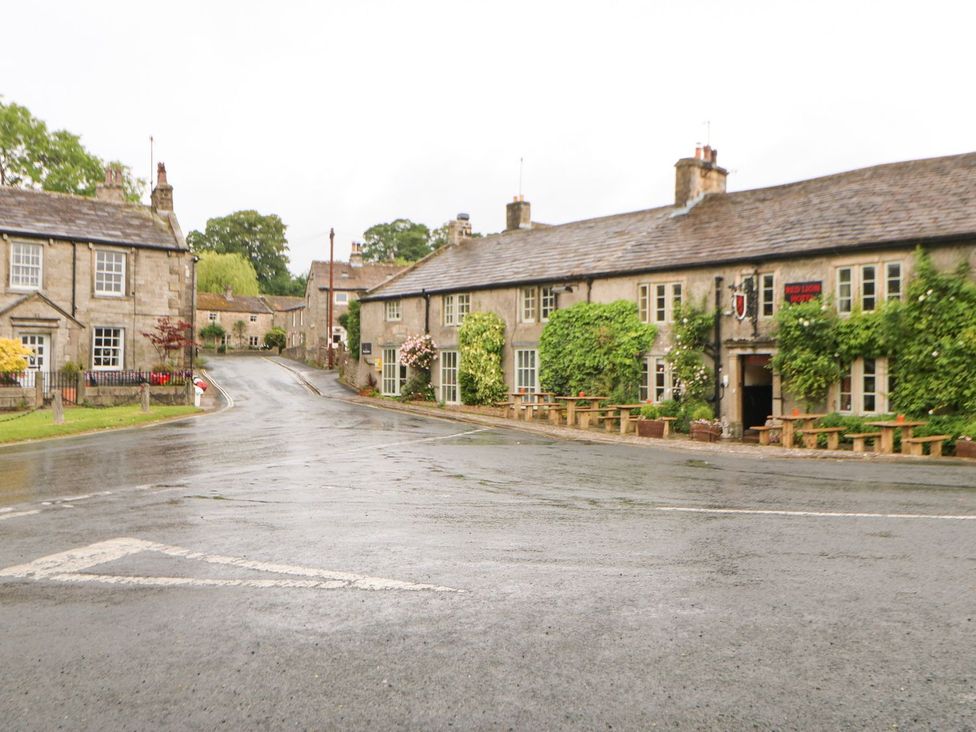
[784,281,822,304]
[360,342,372,356]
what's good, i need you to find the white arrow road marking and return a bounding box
[0,537,463,592]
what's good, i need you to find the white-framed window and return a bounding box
[10,242,42,290]
[249,314,258,322]
[443,293,472,326]
[208,312,218,321]
[640,282,682,323]
[540,287,557,322]
[381,347,407,395]
[835,357,889,414]
[443,295,455,326]
[249,336,260,347]
[457,293,470,324]
[760,273,775,317]
[92,327,124,370]
[20,334,47,371]
[515,349,537,392]
[640,356,672,403]
[837,267,853,313]
[440,350,459,404]
[335,292,349,304]
[385,300,401,321]
[886,262,902,301]
[861,265,877,312]
[520,287,537,323]
[94,250,126,296]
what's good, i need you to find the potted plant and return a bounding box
[59,361,81,403]
[636,403,666,438]
[689,404,722,442]
[955,424,976,459]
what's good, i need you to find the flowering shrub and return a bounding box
[458,312,507,405]
[399,334,437,370]
[666,303,714,404]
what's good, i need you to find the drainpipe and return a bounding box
[71,242,77,317]
[586,278,593,303]
[713,275,723,407]
[423,289,430,334]
[190,255,198,373]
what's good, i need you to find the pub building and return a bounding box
[356,149,976,436]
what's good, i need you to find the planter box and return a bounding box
[955,440,976,459]
[691,426,722,443]
[636,419,666,438]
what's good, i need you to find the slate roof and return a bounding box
[260,295,304,312]
[366,152,976,299]
[197,292,273,314]
[309,261,405,291]
[0,187,185,249]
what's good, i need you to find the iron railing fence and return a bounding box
[85,370,193,387]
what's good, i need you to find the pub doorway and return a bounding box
[740,354,773,430]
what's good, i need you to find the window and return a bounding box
[208,312,218,321]
[443,295,455,326]
[540,287,557,321]
[94,250,125,296]
[385,300,401,321]
[249,314,258,322]
[861,265,877,311]
[444,293,472,326]
[249,336,259,347]
[886,263,902,301]
[335,292,348,304]
[515,350,537,392]
[92,327,123,370]
[639,282,682,323]
[520,287,537,322]
[640,356,672,403]
[10,242,42,289]
[440,351,459,403]
[382,347,407,395]
[457,293,470,324]
[839,367,853,412]
[862,358,877,413]
[835,357,889,414]
[760,273,775,317]
[837,267,853,313]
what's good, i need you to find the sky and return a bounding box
[3,1,975,275]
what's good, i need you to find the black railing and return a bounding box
[85,370,193,387]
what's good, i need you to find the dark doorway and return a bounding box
[741,354,773,430]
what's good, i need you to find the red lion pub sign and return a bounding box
[784,281,823,304]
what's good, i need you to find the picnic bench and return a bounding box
[902,434,951,457]
[750,424,782,446]
[575,406,616,430]
[796,426,845,450]
[846,431,882,453]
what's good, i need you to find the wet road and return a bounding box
[1,356,974,730]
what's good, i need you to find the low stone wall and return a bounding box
[0,386,32,410]
[83,384,191,407]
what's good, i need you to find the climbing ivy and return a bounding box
[771,300,842,408]
[666,303,714,405]
[458,312,507,405]
[538,301,657,402]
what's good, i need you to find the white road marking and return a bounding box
[655,506,976,521]
[0,537,463,592]
[0,509,40,522]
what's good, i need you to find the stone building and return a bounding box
[260,295,305,349]
[302,244,403,360]
[196,290,274,349]
[357,149,976,433]
[0,164,194,375]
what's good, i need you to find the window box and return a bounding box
[691,424,722,442]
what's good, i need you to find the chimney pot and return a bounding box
[673,147,728,209]
[224,286,233,300]
[506,197,531,232]
[95,164,125,203]
[151,162,174,212]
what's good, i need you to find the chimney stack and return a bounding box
[506,195,531,232]
[349,241,364,267]
[674,145,727,209]
[224,286,233,301]
[95,165,125,203]
[446,213,472,247]
[151,162,174,212]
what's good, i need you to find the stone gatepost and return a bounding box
[140,383,150,413]
[52,390,64,424]
[34,376,44,408]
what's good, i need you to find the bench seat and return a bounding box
[750,425,782,446]
[846,431,883,453]
[902,434,950,457]
[796,426,845,450]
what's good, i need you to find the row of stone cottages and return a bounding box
[353,148,976,435]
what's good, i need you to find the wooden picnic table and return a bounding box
[607,404,645,434]
[867,419,926,454]
[553,396,608,427]
[777,413,828,449]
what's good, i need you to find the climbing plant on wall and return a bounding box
[666,303,714,405]
[538,301,657,402]
[458,312,507,405]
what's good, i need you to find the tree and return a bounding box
[338,299,361,356]
[362,219,431,262]
[0,338,31,372]
[458,312,507,405]
[141,317,194,367]
[232,320,247,349]
[199,322,226,348]
[187,211,290,293]
[264,327,287,354]
[196,252,260,296]
[0,100,143,200]
[266,271,307,297]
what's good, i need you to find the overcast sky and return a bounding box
[4,1,974,275]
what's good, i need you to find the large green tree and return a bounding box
[362,219,431,262]
[0,100,142,200]
[196,252,260,296]
[187,210,292,293]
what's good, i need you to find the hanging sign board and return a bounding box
[360,342,372,356]
[784,281,822,304]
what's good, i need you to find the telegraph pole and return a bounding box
[326,228,335,369]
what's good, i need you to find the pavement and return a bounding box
[0,355,974,730]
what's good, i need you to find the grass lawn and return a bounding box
[0,404,201,444]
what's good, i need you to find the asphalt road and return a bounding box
[1,356,974,730]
